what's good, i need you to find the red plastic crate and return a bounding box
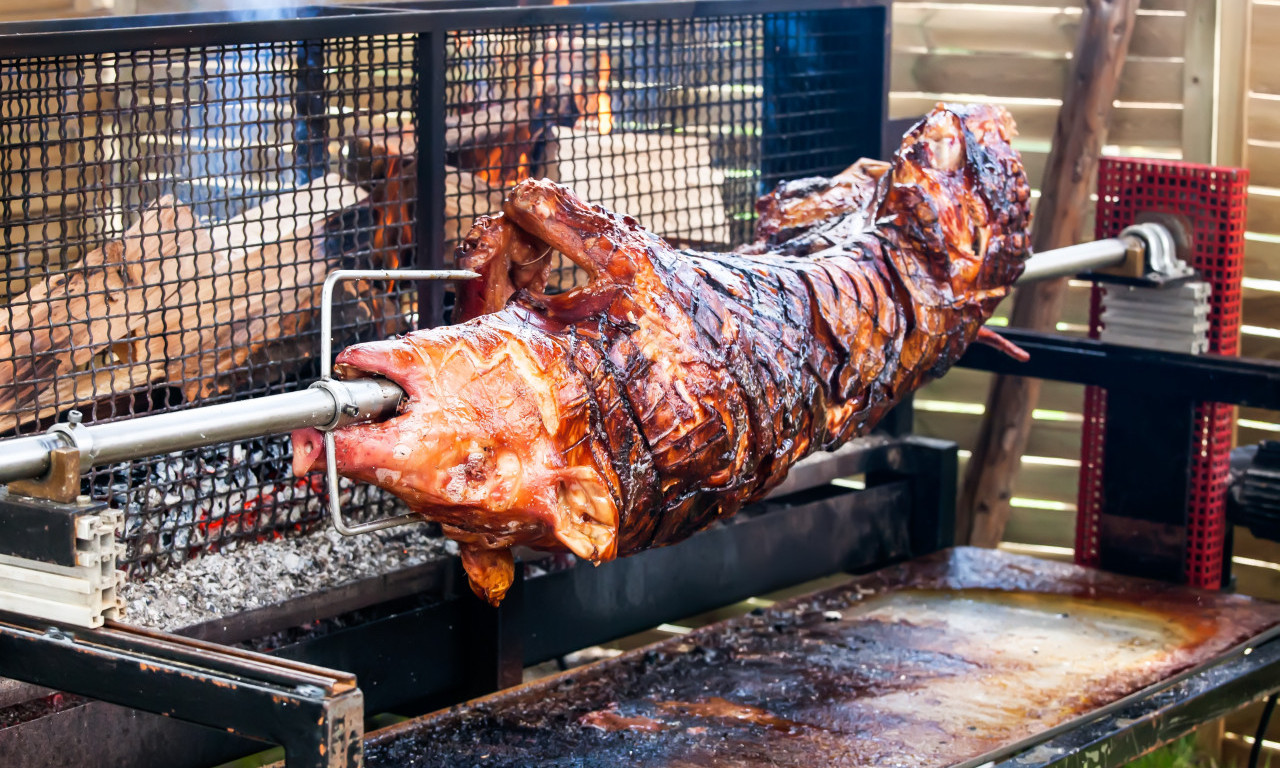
[1077,158,1247,588]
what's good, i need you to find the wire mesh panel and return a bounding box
[0,34,419,578]
[1078,158,1248,589]
[0,0,887,583]
[437,9,886,296]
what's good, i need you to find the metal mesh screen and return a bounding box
[0,36,419,578]
[439,11,881,294]
[1078,158,1248,589]
[0,3,885,582]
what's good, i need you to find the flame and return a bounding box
[473,146,505,185]
[474,147,533,187]
[515,152,530,184]
[597,51,613,135]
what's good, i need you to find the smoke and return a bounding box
[204,0,308,23]
[136,0,310,23]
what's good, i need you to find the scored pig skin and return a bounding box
[292,103,1033,604]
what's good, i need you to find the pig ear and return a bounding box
[454,214,551,323]
[502,178,647,283]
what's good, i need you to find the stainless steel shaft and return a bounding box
[0,378,403,485]
[1016,237,1132,284]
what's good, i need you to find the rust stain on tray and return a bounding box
[362,548,1280,767]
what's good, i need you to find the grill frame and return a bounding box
[0,0,890,577]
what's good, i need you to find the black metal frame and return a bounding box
[958,328,1280,411]
[0,493,101,567]
[0,0,894,565]
[4,5,1279,768]
[0,4,896,765]
[0,434,951,768]
[959,328,1280,583]
[0,615,363,768]
[959,328,1280,580]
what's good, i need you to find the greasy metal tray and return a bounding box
[358,548,1280,767]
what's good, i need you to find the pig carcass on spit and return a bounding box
[292,104,1033,604]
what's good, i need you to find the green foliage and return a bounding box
[1125,736,1207,768]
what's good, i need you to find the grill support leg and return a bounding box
[865,436,959,557]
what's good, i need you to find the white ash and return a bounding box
[119,524,456,632]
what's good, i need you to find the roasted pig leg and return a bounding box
[292,103,1033,604]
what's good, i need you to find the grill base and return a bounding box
[357,548,1280,768]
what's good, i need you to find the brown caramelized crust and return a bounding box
[292,104,1032,603]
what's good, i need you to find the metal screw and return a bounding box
[295,684,326,698]
[67,410,83,426]
[341,404,360,417]
[76,494,93,507]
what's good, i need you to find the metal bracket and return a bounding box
[1091,215,1196,287]
[0,490,124,628]
[8,410,90,504]
[0,615,364,768]
[8,446,80,504]
[318,269,478,536]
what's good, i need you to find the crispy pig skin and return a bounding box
[292,104,1032,603]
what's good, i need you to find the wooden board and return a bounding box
[893,5,1185,58]
[890,95,1182,148]
[171,174,371,400]
[547,126,729,246]
[1246,141,1280,189]
[1246,97,1280,152]
[892,0,1186,9]
[1250,1,1280,94]
[0,0,113,21]
[892,51,1183,105]
[0,198,212,433]
[914,409,1082,460]
[1003,508,1079,548]
[920,368,1086,414]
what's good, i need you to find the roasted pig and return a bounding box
[292,103,1033,604]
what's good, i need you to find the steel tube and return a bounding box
[0,379,402,485]
[0,435,65,486]
[1016,237,1131,284]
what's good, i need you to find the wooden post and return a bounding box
[1214,0,1251,168]
[1183,0,1217,165]
[957,0,1142,547]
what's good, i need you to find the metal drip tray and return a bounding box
[356,548,1280,768]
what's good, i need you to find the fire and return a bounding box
[597,51,613,135]
[474,146,504,186]
[516,152,530,184]
[474,147,532,187]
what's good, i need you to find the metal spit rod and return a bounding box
[0,378,404,486]
[0,269,478,491]
[1014,222,1178,284]
[1016,237,1132,283]
[0,236,1165,491]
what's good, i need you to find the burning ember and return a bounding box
[596,51,613,135]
